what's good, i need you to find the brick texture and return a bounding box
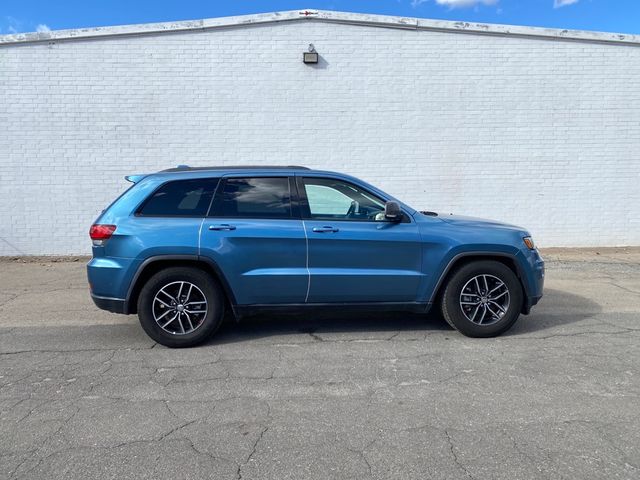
[1,19,639,254]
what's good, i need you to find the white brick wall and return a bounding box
[1,11,639,255]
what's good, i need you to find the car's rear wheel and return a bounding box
[441,260,523,337]
[137,267,224,348]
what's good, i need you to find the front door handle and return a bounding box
[208,224,236,231]
[312,226,339,233]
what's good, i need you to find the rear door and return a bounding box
[298,175,424,303]
[199,175,308,305]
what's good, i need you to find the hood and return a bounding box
[437,214,525,232]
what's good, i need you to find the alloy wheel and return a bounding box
[152,281,208,335]
[459,274,510,326]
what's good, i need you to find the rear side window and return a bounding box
[138,179,218,217]
[213,177,291,219]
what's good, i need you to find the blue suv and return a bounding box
[88,166,544,347]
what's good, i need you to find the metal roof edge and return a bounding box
[1,9,638,47]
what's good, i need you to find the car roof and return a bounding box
[138,165,353,182]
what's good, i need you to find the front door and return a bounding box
[298,176,424,303]
[199,176,308,305]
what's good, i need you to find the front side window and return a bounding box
[302,177,386,221]
[138,178,218,216]
[214,177,292,219]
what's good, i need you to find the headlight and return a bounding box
[523,236,536,250]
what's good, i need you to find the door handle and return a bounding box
[312,226,339,233]
[208,224,236,231]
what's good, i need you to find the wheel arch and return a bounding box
[430,252,528,313]
[125,255,237,315]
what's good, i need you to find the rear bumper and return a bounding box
[87,256,139,313]
[91,293,127,314]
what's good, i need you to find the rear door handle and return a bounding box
[208,224,236,231]
[312,226,339,233]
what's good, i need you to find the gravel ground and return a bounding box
[0,249,639,479]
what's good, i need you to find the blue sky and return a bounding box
[2,1,640,35]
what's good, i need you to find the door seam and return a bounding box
[302,220,311,303]
[197,217,206,255]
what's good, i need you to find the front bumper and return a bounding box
[522,294,543,314]
[91,293,127,314]
[521,249,545,314]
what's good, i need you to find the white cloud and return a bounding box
[0,17,52,34]
[554,0,579,7]
[412,0,498,7]
[5,16,22,34]
[412,0,579,9]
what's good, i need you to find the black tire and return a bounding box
[137,267,224,348]
[441,260,523,338]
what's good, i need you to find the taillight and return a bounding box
[90,224,116,246]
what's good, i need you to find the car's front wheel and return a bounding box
[137,267,224,348]
[441,260,523,337]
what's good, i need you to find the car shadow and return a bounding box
[206,288,601,345]
[208,310,448,346]
[505,287,602,336]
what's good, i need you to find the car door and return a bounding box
[199,175,308,305]
[297,175,424,303]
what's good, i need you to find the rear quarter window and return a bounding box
[138,178,219,217]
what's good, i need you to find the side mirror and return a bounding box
[384,201,403,222]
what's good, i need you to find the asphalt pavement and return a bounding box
[1,248,639,479]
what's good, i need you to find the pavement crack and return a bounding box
[565,420,640,471]
[237,426,268,480]
[182,435,234,467]
[12,404,81,479]
[99,350,117,375]
[597,320,640,333]
[0,286,90,309]
[15,400,50,424]
[506,434,546,471]
[299,327,324,342]
[294,331,433,344]
[0,293,21,308]
[0,346,154,356]
[445,429,474,480]
[8,451,38,480]
[509,329,637,341]
[346,446,373,477]
[156,419,198,442]
[605,282,640,296]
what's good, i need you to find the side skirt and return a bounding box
[234,302,432,319]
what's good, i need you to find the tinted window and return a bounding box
[215,177,292,218]
[302,178,386,221]
[139,179,218,216]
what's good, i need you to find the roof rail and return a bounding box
[161,165,310,172]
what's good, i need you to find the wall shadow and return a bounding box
[208,288,601,346]
[307,53,329,70]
